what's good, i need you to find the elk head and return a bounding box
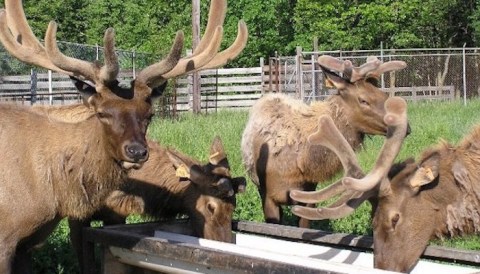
[167,136,246,242]
[370,149,446,272]
[320,55,407,136]
[0,0,247,169]
[289,97,412,271]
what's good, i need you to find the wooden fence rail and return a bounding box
[0,67,457,110]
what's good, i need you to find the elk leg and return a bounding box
[298,204,313,228]
[263,197,281,224]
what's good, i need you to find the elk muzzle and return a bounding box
[124,142,149,163]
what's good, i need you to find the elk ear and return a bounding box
[320,66,347,90]
[70,76,97,105]
[151,81,168,98]
[452,159,470,186]
[209,136,227,165]
[232,177,247,193]
[410,152,440,188]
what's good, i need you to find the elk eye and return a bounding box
[358,97,369,106]
[96,112,110,119]
[391,213,400,229]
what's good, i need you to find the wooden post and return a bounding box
[192,0,201,114]
[295,46,303,99]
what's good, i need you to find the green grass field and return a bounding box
[32,98,480,273]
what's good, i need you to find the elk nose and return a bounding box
[125,143,148,162]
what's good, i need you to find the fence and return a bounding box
[267,47,480,104]
[172,67,264,113]
[3,42,480,111]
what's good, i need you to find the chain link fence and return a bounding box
[267,47,480,103]
[0,41,180,116]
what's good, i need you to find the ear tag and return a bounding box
[209,151,221,165]
[175,164,190,178]
[424,167,434,181]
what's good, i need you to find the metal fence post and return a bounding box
[30,68,37,105]
[132,49,136,78]
[463,43,467,105]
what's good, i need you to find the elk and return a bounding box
[32,104,247,272]
[240,55,407,227]
[289,97,480,273]
[67,136,246,273]
[0,0,246,273]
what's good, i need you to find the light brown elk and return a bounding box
[289,97,480,273]
[240,55,407,227]
[67,136,246,273]
[0,0,246,273]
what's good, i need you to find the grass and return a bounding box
[32,98,480,273]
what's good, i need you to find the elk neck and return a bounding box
[38,113,128,219]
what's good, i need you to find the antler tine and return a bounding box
[45,21,116,83]
[366,60,407,79]
[289,115,364,204]
[318,55,382,83]
[292,189,374,220]
[192,0,227,56]
[0,9,69,74]
[136,26,223,88]
[136,0,230,88]
[161,26,223,79]
[1,0,121,84]
[308,115,364,177]
[200,20,248,70]
[134,31,185,88]
[343,97,408,192]
[290,97,408,221]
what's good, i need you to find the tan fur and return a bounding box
[0,101,148,273]
[241,79,389,227]
[372,124,480,272]
[68,138,244,273]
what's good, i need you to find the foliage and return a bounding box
[293,0,476,51]
[2,0,480,68]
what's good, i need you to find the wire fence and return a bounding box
[268,47,480,104]
[0,40,157,79]
[3,41,480,110]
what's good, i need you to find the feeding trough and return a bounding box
[82,220,480,274]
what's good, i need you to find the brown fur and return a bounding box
[68,137,245,273]
[372,125,480,272]
[0,89,156,274]
[241,74,389,227]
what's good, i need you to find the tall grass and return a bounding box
[32,98,480,273]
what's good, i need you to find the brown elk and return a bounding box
[240,55,407,227]
[0,0,246,273]
[67,136,246,273]
[289,97,480,273]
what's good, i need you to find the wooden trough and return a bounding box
[82,220,480,274]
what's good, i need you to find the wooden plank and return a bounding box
[198,67,262,75]
[83,226,339,274]
[233,221,480,266]
[176,85,262,94]
[176,76,264,85]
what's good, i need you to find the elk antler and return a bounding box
[135,0,249,88]
[290,97,409,220]
[0,0,183,87]
[318,55,406,83]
